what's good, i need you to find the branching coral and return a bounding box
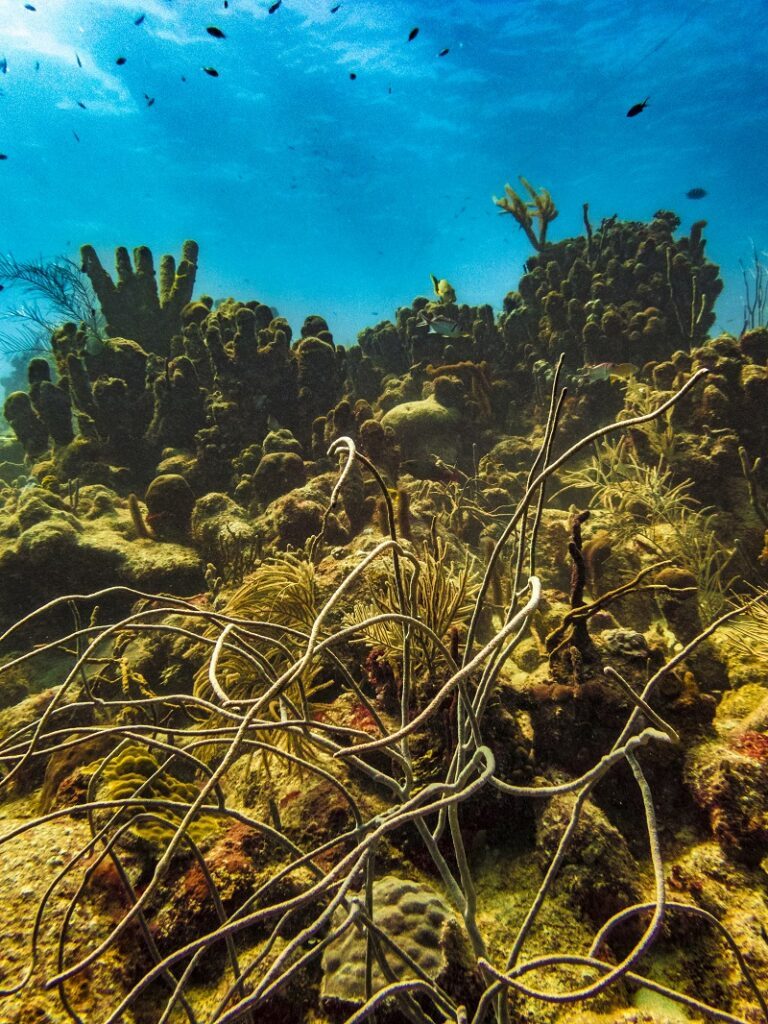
[0,215,730,546]
[493,177,559,251]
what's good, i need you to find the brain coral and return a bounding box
[320,874,473,1009]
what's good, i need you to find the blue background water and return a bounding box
[0,0,766,371]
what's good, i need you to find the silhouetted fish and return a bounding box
[181,75,187,82]
[25,4,36,10]
[626,96,649,117]
[76,53,82,68]
[0,154,8,160]
[224,1,229,7]
[416,311,460,336]
[686,187,707,200]
[72,131,80,142]
[438,48,449,57]
[116,56,127,65]
[134,14,146,26]
[408,27,419,41]
[0,59,7,74]
[207,26,226,38]
[76,100,87,109]
[203,66,219,76]
[269,0,281,11]
[144,93,155,106]
[35,61,40,71]
[349,72,357,80]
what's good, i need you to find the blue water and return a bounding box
[0,0,766,367]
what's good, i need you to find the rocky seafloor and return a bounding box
[0,201,767,1024]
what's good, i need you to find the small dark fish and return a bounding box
[207,25,226,38]
[349,72,356,80]
[76,100,87,109]
[0,154,7,160]
[34,61,40,71]
[25,3,36,10]
[76,53,82,68]
[144,93,155,106]
[686,187,707,200]
[203,66,219,76]
[72,130,80,142]
[408,27,419,41]
[387,85,392,93]
[134,13,146,26]
[268,0,281,11]
[0,59,7,74]
[438,47,449,57]
[330,2,341,10]
[626,96,649,117]
[181,74,187,82]
[224,0,229,7]
[115,56,127,65]
[0,284,4,290]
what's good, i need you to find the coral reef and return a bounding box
[500,207,722,371]
[0,197,766,1024]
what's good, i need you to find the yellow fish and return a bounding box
[430,274,456,303]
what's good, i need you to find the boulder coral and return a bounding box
[320,875,477,1012]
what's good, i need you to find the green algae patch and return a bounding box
[473,850,625,1024]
